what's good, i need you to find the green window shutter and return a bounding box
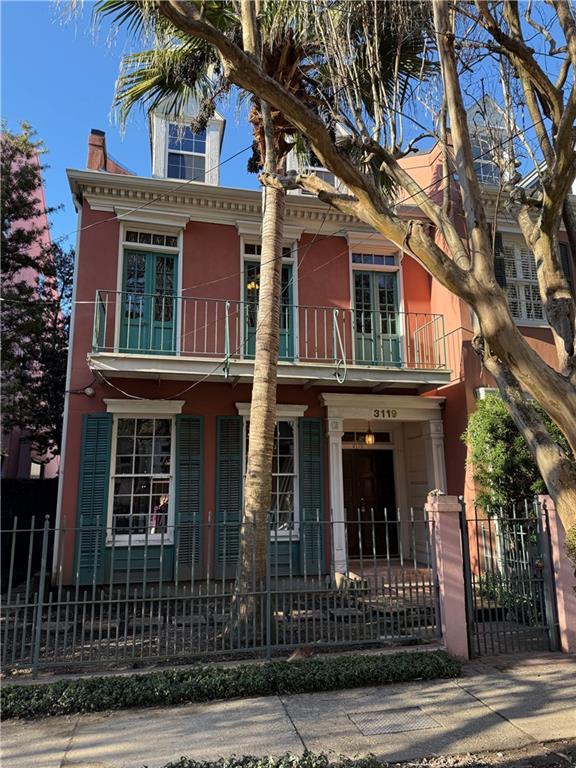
[216,416,243,563]
[560,242,574,294]
[494,232,507,288]
[299,418,323,569]
[175,415,203,579]
[75,414,112,585]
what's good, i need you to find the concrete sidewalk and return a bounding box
[2,653,575,768]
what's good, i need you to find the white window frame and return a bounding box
[114,223,183,354]
[104,400,184,546]
[236,403,307,540]
[347,245,405,366]
[500,235,545,326]
[239,238,299,361]
[165,122,207,183]
[471,136,501,185]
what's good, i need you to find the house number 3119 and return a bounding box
[373,408,398,418]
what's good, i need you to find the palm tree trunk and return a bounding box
[238,180,285,596]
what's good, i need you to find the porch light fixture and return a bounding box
[364,428,375,446]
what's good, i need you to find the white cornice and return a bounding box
[69,168,360,235]
[68,169,425,239]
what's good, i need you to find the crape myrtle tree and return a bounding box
[1,124,73,465]
[145,0,576,542]
[95,0,430,590]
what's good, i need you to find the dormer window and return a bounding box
[286,143,345,196]
[151,101,223,184]
[166,124,206,181]
[471,135,500,185]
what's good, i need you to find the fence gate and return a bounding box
[461,501,559,656]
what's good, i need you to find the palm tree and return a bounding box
[95,0,432,599]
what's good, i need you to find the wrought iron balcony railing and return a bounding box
[92,290,448,373]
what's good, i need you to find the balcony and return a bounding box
[89,291,451,388]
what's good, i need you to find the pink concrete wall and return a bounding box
[539,495,576,654]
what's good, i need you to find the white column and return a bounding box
[423,419,447,493]
[326,417,347,573]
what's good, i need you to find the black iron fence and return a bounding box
[461,500,559,656]
[1,509,439,675]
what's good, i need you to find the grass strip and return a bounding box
[1,650,461,720]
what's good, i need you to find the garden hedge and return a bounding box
[159,753,385,768]
[1,650,460,721]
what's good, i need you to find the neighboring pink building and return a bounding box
[2,151,59,480]
[54,105,573,585]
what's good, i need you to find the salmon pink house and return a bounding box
[55,103,572,586]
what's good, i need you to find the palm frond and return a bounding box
[114,45,224,130]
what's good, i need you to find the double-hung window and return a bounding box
[108,416,174,543]
[244,418,299,536]
[167,123,206,182]
[471,135,500,185]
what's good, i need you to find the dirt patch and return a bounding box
[393,740,576,768]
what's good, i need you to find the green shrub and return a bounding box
[1,650,460,721]
[159,753,385,768]
[462,394,571,510]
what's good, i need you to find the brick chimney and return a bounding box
[87,129,107,171]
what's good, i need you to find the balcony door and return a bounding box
[119,250,177,354]
[244,260,294,361]
[353,270,401,365]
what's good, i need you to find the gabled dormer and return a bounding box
[150,96,225,185]
[286,125,349,195]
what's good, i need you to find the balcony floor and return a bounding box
[88,351,452,389]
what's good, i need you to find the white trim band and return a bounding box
[235,402,308,418]
[104,399,185,415]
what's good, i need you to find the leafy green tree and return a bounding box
[1,124,73,463]
[463,394,571,511]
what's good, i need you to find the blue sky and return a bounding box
[1,0,257,248]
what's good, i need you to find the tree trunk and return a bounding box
[237,181,285,594]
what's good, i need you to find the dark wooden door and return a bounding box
[343,450,398,558]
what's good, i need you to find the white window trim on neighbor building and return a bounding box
[104,400,184,546]
[236,403,307,539]
[499,233,545,325]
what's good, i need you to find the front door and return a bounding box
[343,450,398,558]
[244,260,294,360]
[353,271,401,365]
[119,250,177,354]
